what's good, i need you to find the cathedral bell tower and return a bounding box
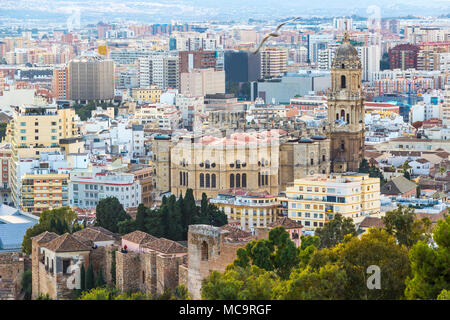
[328,33,365,173]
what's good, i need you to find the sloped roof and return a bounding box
[381,176,417,195]
[73,227,115,242]
[31,231,59,244]
[122,230,157,245]
[220,224,253,242]
[359,217,384,229]
[268,216,303,229]
[141,237,187,254]
[42,233,91,252]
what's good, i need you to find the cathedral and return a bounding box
[327,33,365,173]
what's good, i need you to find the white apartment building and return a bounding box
[281,173,381,231]
[69,169,141,209]
[139,54,179,90]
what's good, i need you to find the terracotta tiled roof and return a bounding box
[141,237,187,254]
[415,212,445,224]
[73,227,115,242]
[31,231,59,244]
[42,233,91,252]
[268,216,303,229]
[122,230,158,245]
[359,217,384,229]
[220,224,253,242]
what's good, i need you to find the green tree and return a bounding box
[315,213,357,249]
[202,265,278,300]
[135,204,148,231]
[22,207,78,254]
[405,215,450,300]
[79,288,112,300]
[309,228,411,299]
[21,270,32,300]
[437,289,450,300]
[118,219,136,235]
[277,264,348,300]
[300,235,321,250]
[382,205,432,248]
[173,285,191,300]
[233,227,299,279]
[95,269,105,288]
[85,263,95,291]
[95,197,131,233]
[358,158,371,173]
[80,264,86,292]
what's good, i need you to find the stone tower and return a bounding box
[328,33,364,173]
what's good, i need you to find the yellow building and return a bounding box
[21,173,69,213]
[8,104,79,207]
[132,86,162,103]
[281,173,380,231]
[209,189,279,231]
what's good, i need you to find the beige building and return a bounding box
[131,85,162,103]
[260,47,288,78]
[68,53,115,101]
[209,190,278,231]
[180,68,225,97]
[153,130,330,199]
[8,104,79,207]
[281,173,380,231]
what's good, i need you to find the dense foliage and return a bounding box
[111,190,227,241]
[21,207,81,254]
[202,210,450,300]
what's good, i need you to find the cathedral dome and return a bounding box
[335,42,358,59]
[332,33,361,69]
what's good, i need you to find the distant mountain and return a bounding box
[0,0,448,24]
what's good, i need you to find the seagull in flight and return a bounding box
[252,17,301,54]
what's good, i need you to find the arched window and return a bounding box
[336,113,339,120]
[236,173,241,188]
[179,172,183,185]
[142,271,145,283]
[230,174,234,188]
[206,174,210,188]
[341,109,345,120]
[211,174,216,188]
[265,172,268,186]
[341,63,345,69]
[205,160,210,169]
[200,173,204,188]
[346,113,350,123]
[201,241,209,261]
[186,173,188,186]
[311,159,314,165]
[341,141,345,151]
[183,172,186,186]
[341,75,346,88]
[242,173,247,188]
[258,172,261,186]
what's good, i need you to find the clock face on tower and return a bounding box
[328,33,365,173]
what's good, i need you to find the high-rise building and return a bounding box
[357,45,381,82]
[224,50,261,83]
[52,66,69,100]
[8,104,79,208]
[389,44,420,70]
[180,68,225,97]
[328,33,365,173]
[333,17,353,31]
[179,50,217,74]
[139,54,179,90]
[260,47,287,78]
[68,53,115,101]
